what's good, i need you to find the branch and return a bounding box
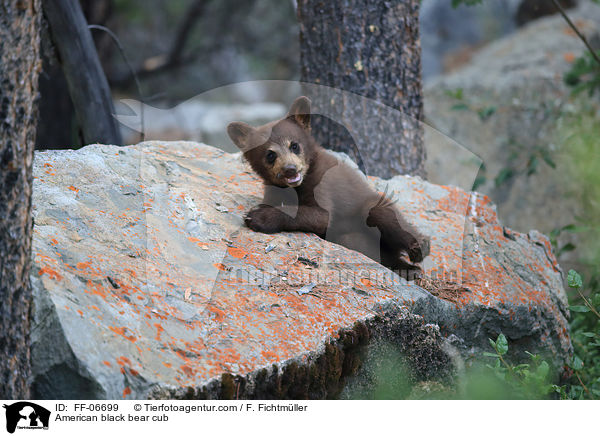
[89,24,145,142]
[168,0,209,64]
[552,0,600,67]
[575,371,590,396]
[110,0,209,87]
[576,288,600,319]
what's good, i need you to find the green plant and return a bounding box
[341,341,419,399]
[483,333,554,399]
[564,50,600,97]
[444,89,557,190]
[560,269,600,399]
[491,138,556,188]
[548,223,589,258]
[557,105,600,288]
[547,97,600,399]
[445,88,497,122]
[472,162,487,191]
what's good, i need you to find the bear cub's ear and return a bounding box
[287,96,311,130]
[227,122,255,152]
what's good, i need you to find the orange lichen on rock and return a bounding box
[29,141,571,399]
[38,265,63,281]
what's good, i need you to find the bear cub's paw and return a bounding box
[244,205,288,234]
[408,237,430,263]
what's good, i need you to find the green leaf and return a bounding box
[569,355,584,371]
[444,88,464,100]
[552,384,566,397]
[539,148,556,169]
[564,51,600,96]
[526,155,539,176]
[549,228,561,238]
[451,103,470,111]
[569,305,590,313]
[582,332,598,338]
[494,168,515,187]
[536,361,549,379]
[560,224,588,233]
[567,269,583,289]
[472,175,487,191]
[477,106,497,122]
[483,352,499,358]
[525,351,541,363]
[496,333,508,355]
[560,224,577,232]
[557,243,576,256]
[593,293,600,307]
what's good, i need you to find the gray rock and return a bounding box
[30,141,570,399]
[420,0,519,78]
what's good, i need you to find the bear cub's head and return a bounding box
[227,97,317,188]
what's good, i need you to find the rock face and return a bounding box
[31,141,570,399]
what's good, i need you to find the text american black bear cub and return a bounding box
[227,96,429,276]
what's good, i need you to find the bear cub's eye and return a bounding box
[290,142,300,154]
[266,150,277,164]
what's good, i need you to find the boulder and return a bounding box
[30,141,570,399]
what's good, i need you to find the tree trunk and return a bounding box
[0,0,42,399]
[36,44,78,150]
[297,0,425,179]
[43,0,122,146]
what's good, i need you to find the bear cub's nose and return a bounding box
[282,164,298,178]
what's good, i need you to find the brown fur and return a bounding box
[227,97,429,275]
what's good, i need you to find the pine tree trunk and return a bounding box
[0,0,42,399]
[297,0,425,179]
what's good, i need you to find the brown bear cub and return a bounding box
[227,96,429,276]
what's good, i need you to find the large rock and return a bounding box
[30,141,570,399]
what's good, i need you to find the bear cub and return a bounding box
[227,96,429,275]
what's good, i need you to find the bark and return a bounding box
[297,0,425,179]
[0,0,42,399]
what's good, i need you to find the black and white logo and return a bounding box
[3,402,50,434]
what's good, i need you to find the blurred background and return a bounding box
[39,0,587,148]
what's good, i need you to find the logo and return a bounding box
[2,402,50,434]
